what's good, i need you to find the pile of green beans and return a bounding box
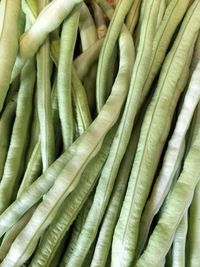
[0,0,200,266]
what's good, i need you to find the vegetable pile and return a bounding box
[0,0,200,266]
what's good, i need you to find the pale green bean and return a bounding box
[57,6,81,149]
[95,0,134,111]
[37,0,55,170]
[112,2,200,265]
[0,97,16,180]
[0,0,21,111]
[0,58,36,214]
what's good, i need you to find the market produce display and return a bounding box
[0,0,200,266]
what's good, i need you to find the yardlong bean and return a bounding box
[95,0,134,111]
[137,42,197,255]
[22,127,117,267]
[136,100,200,267]
[0,58,36,214]
[0,27,132,264]
[0,97,17,180]
[37,0,55,171]
[112,2,200,265]
[0,0,21,111]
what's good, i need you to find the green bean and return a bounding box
[133,0,149,49]
[0,58,36,214]
[20,0,82,59]
[60,192,94,264]
[0,90,93,240]
[26,0,38,17]
[191,31,200,71]
[79,3,98,115]
[37,1,55,171]
[79,3,98,51]
[22,0,38,24]
[17,140,42,196]
[126,0,142,34]
[0,206,36,261]
[172,212,188,267]
[64,27,134,267]
[135,106,200,267]
[49,29,60,67]
[74,38,104,81]
[0,0,21,111]
[3,75,20,107]
[91,1,107,39]
[57,6,81,149]
[0,96,16,180]
[26,85,39,162]
[140,0,191,108]
[11,0,84,81]
[156,0,166,29]
[48,234,69,267]
[0,28,132,264]
[95,0,134,111]
[0,74,61,260]
[137,42,196,255]
[72,67,92,135]
[186,180,200,267]
[90,118,142,267]
[112,2,200,266]
[26,127,116,267]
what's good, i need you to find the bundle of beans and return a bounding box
[0,0,200,266]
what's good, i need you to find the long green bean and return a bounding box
[186,180,200,267]
[137,43,196,255]
[57,6,81,149]
[90,117,142,267]
[135,104,200,267]
[61,26,134,267]
[37,0,55,171]
[91,1,107,39]
[95,0,134,111]
[11,0,84,81]
[0,27,132,264]
[0,0,21,111]
[140,0,191,108]
[24,127,117,267]
[125,0,142,34]
[0,58,36,214]
[112,2,200,265]
[172,212,188,267]
[0,97,17,180]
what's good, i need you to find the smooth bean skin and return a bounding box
[0,0,21,111]
[112,1,200,266]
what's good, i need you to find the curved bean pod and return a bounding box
[125,0,142,34]
[11,0,83,80]
[186,180,200,267]
[1,27,132,265]
[57,6,81,149]
[62,27,134,267]
[0,97,16,180]
[91,1,107,39]
[29,127,116,267]
[137,43,196,255]
[140,0,191,108]
[136,105,200,267]
[37,2,55,170]
[0,58,36,214]
[95,0,134,111]
[0,0,21,111]
[112,2,200,266]
[90,118,142,267]
[172,213,188,267]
